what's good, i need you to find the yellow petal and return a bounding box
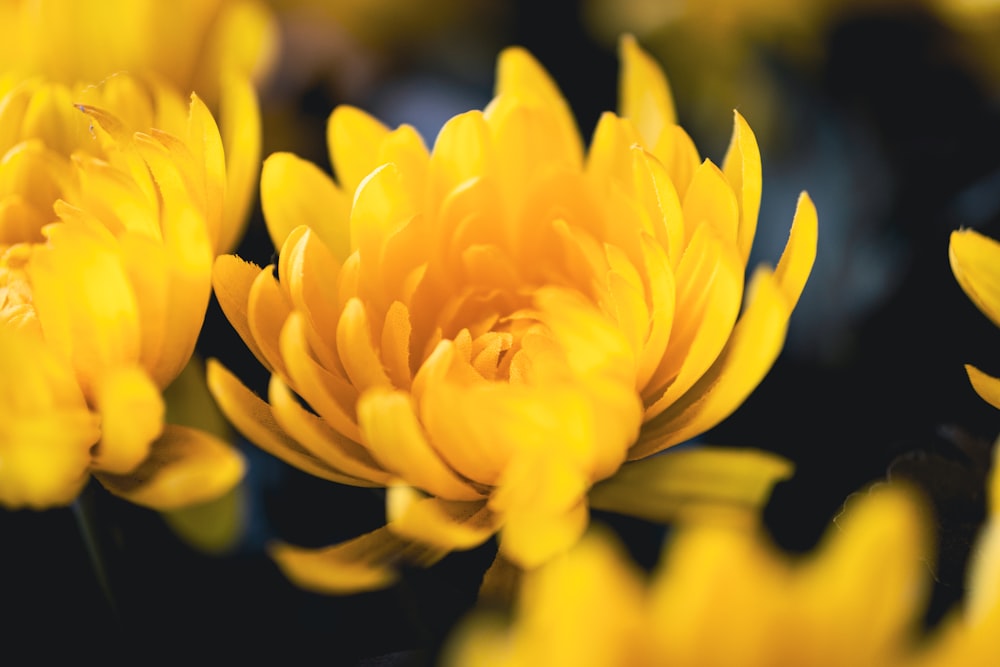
[966,364,1000,410]
[91,365,164,474]
[357,386,483,500]
[950,228,1000,329]
[0,327,97,508]
[618,34,676,146]
[184,92,226,251]
[794,483,931,665]
[722,111,763,264]
[336,298,392,392]
[94,423,244,510]
[247,266,292,377]
[591,445,793,524]
[211,254,269,371]
[161,484,247,555]
[492,45,582,166]
[278,311,362,442]
[206,359,355,484]
[269,526,448,594]
[386,485,495,550]
[682,159,740,249]
[498,497,589,571]
[28,221,142,396]
[326,104,392,195]
[218,72,262,254]
[268,374,389,486]
[774,192,819,310]
[261,152,350,259]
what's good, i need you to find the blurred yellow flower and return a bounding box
[950,229,1000,409]
[0,73,257,509]
[0,0,279,109]
[208,35,816,591]
[443,480,941,667]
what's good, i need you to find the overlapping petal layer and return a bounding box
[210,35,817,589]
[0,73,256,509]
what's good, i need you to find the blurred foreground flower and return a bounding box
[950,229,1000,410]
[442,443,1000,667]
[208,35,817,592]
[0,72,259,510]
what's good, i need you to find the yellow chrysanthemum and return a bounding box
[207,35,817,591]
[0,73,257,509]
[949,229,1000,409]
[0,0,279,110]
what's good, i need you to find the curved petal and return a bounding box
[386,485,496,550]
[966,364,1000,410]
[218,72,261,254]
[211,254,269,371]
[206,359,357,485]
[326,104,392,196]
[774,192,819,310]
[591,445,793,524]
[357,386,484,500]
[951,228,1000,329]
[269,525,448,594]
[261,152,350,259]
[618,34,676,147]
[722,111,762,264]
[95,423,244,510]
[91,364,164,474]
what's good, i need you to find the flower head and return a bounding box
[208,35,817,590]
[0,73,254,509]
[950,228,1000,409]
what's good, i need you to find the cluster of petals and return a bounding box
[443,442,1000,667]
[208,34,817,590]
[0,71,259,508]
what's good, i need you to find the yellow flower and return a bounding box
[0,73,256,509]
[950,229,1000,409]
[207,35,817,591]
[0,0,279,109]
[443,480,938,667]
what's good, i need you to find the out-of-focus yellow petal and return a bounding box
[792,484,931,666]
[91,365,164,474]
[27,221,142,397]
[591,444,793,525]
[94,423,244,510]
[619,33,676,146]
[950,228,1000,328]
[218,72,262,253]
[966,364,1000,410]
[0,326,98,508]
[269,526,448,594]
[386,485,495,550]
[498,498,590,571]
[261,152,350,258]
